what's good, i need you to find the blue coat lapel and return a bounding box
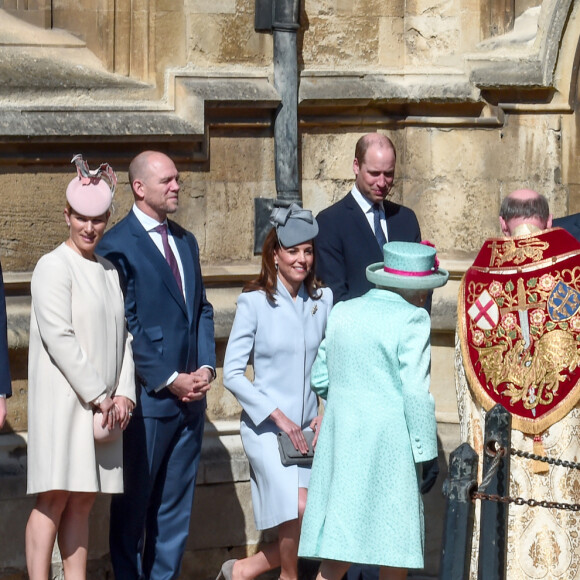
[171,223,196,322]
[344,193,383,260]
[127,213,188,317]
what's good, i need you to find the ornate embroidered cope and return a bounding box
[458,227,580,434]
[456,227,580,579]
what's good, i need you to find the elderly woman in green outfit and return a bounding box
[299,241,449,580]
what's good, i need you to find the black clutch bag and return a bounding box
[277,429,315,466]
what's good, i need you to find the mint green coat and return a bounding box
[299,288,438,568]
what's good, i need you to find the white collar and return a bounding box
[351,185,383,214]
[132,204,168,232]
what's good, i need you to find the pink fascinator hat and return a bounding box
[66,154,117,217]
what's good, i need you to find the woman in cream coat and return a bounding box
[219,204,332,580]
[26,156,135,580]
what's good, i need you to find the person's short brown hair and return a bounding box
[499,194,549,224]
[354,134,396,166]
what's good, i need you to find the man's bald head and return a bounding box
[128,151,169,192]
[499,189,552,236]
[128,151,180,222]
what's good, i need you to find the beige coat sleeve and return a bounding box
[113,330,136,403]
[31,252,107,404]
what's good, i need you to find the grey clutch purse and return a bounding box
[277,429,315,466]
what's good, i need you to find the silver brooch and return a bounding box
[311,305,318,316]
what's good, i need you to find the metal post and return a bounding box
[439,442,478,580]
[272,0,300,204]
[252,0,302,252]
[478,404,511,580]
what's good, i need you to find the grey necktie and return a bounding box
[373,203,387,249]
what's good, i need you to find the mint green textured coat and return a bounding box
[299,288,438,569]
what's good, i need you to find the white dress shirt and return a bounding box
[351,185,389,242]
[131,205,214,388]
[132,205,185,389]
[132,204,186,297]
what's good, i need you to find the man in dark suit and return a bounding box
[98,151,216,580]
[315,133,422,304]
[0,261,11,428]
[554,212,580,240]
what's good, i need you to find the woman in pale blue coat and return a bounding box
[299,242,449,580]
[219,204,333,580]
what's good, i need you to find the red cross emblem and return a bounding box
[468,290,499,330]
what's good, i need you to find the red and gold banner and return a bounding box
[458,227,580,434]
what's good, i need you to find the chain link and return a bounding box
[470,443,580,511]
[510,448,580,470]
[473,491,580,512]
[477,448,504,493]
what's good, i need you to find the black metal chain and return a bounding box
[510,448,580,470]
[472,491,580,512]
[477,448,504,491]
[470,444,580,511]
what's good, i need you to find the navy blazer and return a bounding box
[0,262,11,397]
[98,211,216,418]
[554,213,580,241]
[315,192,422,303]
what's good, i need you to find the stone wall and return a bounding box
[1,0,580,577]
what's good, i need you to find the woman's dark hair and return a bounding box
[243,228,324,304]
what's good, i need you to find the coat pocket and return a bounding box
[145,326,163,354]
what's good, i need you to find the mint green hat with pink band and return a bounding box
[366,241,449,290]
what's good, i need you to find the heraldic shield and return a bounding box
[458,227,580,434]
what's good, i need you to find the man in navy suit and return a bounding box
[0,261,11,428]
[99,151,216,580]
[315,133,423,304]
[554,212,580,240]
